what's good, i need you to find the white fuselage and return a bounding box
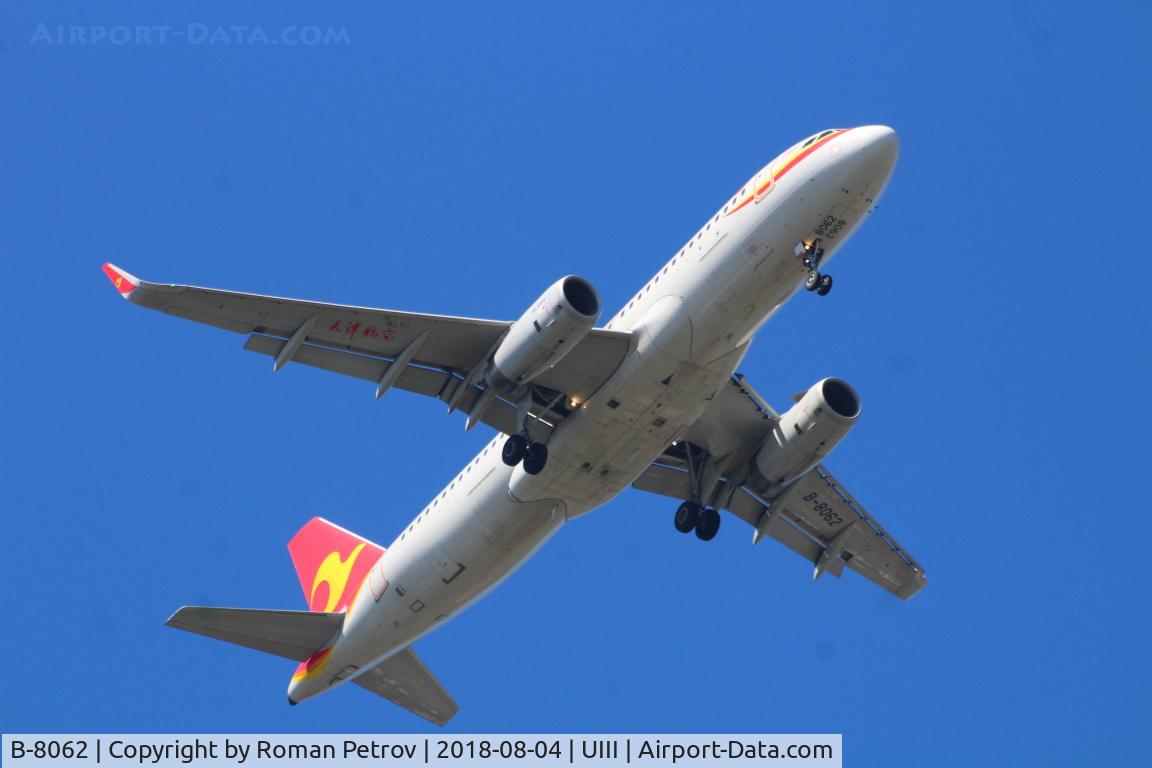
[288,125,900,702]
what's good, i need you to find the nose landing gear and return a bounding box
[798,239,833,296]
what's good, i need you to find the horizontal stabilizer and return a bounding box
[354,648,459,726]
[166,606,344,662]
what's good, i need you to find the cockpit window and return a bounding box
[801,129,840,149]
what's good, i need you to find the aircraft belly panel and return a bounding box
[339,454,565,675]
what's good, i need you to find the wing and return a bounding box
[103,264,631,438]
[633,374,927,600]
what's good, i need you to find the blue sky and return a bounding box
[2,2,1150,765]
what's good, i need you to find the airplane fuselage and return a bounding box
[288,125,900,702]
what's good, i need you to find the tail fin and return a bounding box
[288,517,385,613]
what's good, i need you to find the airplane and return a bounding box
[103,125,925,725]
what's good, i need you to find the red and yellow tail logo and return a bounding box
[287,517,385,614]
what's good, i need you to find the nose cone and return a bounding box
[854,124,900,173]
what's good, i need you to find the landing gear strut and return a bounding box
[671,443,722,541]
[799,239,833,296]
[502,433,549,475]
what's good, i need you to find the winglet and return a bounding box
[102,263,140,297]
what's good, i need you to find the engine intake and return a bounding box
[748,377,861,492]
[486,276,601,392]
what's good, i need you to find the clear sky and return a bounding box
[2,2,1150,765]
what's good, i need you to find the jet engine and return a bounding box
[485,276,601,392]
[748,377,861,492]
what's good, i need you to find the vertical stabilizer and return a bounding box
[287,517,385,613]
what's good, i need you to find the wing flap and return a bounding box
[165,606,344,662]
[782,466,927,599]
[353,648,459,726]
[243,335,524,437]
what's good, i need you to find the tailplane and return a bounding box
[165,606,343,661]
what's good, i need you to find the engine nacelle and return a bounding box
[748,377,861,492]
[485,276,601,392]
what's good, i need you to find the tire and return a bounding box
[805,270,820,292]
[674,502,702,533]
[502,434,529,466]
[523,442,549,475]
[817,274,833,296]
[695,508,721,541]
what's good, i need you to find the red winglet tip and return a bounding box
[102,263,139,296]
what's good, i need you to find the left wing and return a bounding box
[633,375,927,600]
[102,264,631,438]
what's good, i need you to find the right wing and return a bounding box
[103,264,631,438]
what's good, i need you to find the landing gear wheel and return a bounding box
[674,501,703,533]
[695,508,721,541]
[502,434,529,466]
[816,274,833,296]
[522,442,549,475]
[805,270,821,292]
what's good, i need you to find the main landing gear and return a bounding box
[798,239,833,297]
[674,501,721,541]
[502,433,549,475]
[671,442,722,541]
